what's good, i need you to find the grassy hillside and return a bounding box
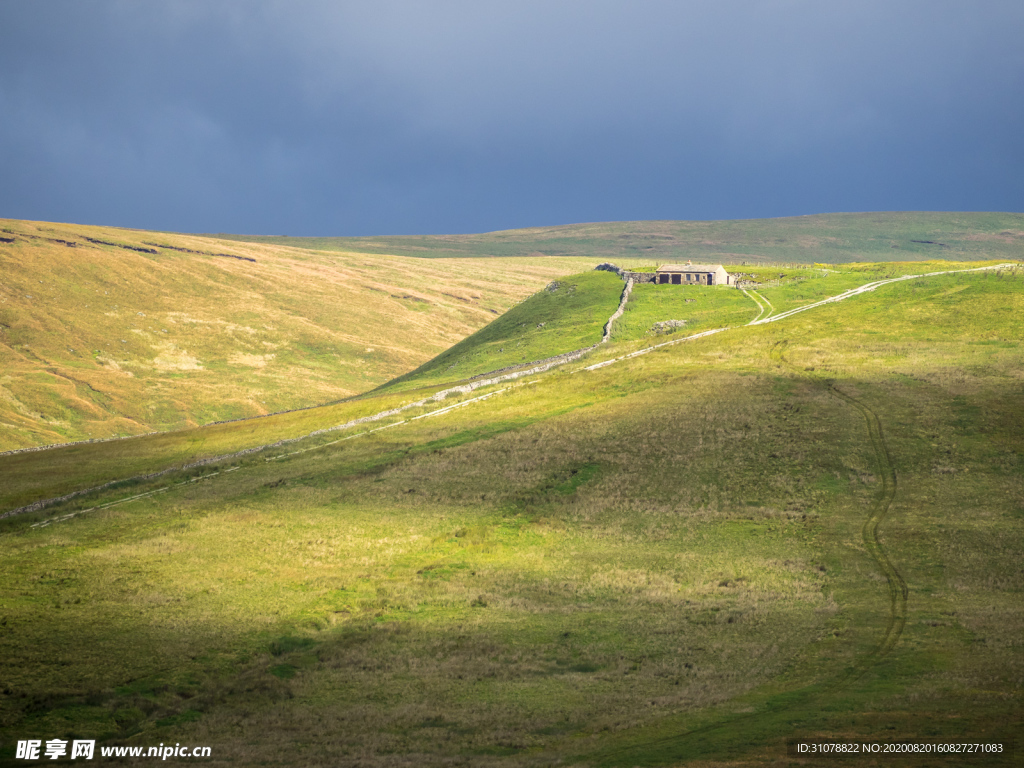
[0,263,907,514]
[0,219,602,451]
[611,283,756,340]
[608,261,973,342]
[379,270,625,393]
[1,261,1020,765]
[209,211,1024,265]
[379,261,999,394]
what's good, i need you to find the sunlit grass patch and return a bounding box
[611,282,756,341]
[379,270,625,392]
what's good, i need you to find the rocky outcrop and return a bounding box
[651,319,687,334]
[84,237,159,254]
[144,242,257,262]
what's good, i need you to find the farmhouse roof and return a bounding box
[656,263,726,272]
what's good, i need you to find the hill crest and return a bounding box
[206,211,1024,264]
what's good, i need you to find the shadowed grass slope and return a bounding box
[0,265,1021,766]
[0,385,451,515]
[0,218,602,450]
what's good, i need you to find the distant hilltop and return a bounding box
[208,211,1024,265]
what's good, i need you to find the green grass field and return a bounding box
[1,258,1021,765]
[378,271,625,393]
[611,283,756,341]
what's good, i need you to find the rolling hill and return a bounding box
[210,211,1024,264]
[1,257,1021,765]
[0,218,607,451]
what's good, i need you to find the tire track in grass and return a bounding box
[748,263,1015,327]
[781,343,908,670]
[750,288,773,320]
[582,340,908,766]
[27,467,242,529]
[577,264,1015,378]
[742,288,767,322]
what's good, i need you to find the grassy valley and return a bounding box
[0,219,604,451]
[1,255,1021,765]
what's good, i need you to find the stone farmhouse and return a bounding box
[595,261,735,286]
[655,261,733,286]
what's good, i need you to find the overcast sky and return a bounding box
[1,1,1022,235]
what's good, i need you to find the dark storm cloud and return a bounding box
[1,1,1022,234]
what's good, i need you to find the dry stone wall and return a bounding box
[621,271,655,283]
[594,263,655,284]
[602,278,633,341]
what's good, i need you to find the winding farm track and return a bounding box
[748,263,1012,326]
[752,289,773,319]
[581,262,1014,374]
[574,265,1012,764]
[774,341,908,676]
[822,370,908,668]
[743,288,773,322]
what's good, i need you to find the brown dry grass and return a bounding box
[0,218,601,449]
